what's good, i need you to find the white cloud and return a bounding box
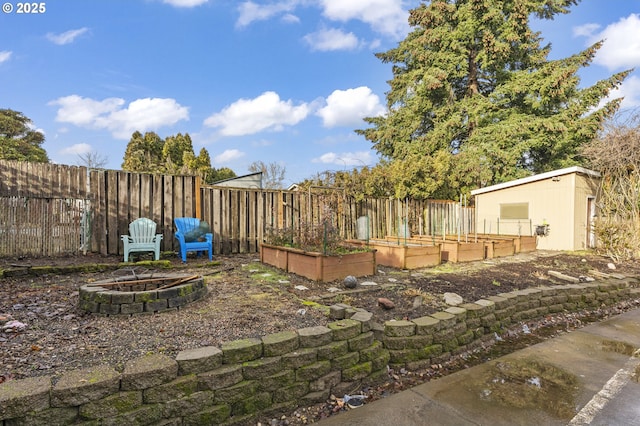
[60,143,92,156]
[303,28,360,51]
[204,91,310,136]
[572,23,600,38]
[162,0,208,7]
[312,151,374,166]
[46,28,89,45]
[316,86,385,128]
[236,1,298,28]
[281,13,300,24]
[236,0,409,38]
[319,0,410,39]
[49,95,189,139]
[251,139,274,147]
[0,50,12,64]
[214,149,245,164]
[575,14,640,70]
[368,39,382,50]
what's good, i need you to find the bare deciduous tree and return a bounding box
[77,150,108,169]
[248,161,286,189]
[582,110,640,261]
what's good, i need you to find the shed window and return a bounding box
[500,203,529,220]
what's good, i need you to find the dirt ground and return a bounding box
[2,249,640,424]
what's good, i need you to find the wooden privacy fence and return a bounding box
[88,169,201,256]
[0,197,90,257]
[0,160,474,258]
[0,161,91,257]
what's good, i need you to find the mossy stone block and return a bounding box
[79,391,143,419]
[281,348,317,370]
[221,338,263,364]
[242,356,283,380]
[342,361,372,381]
[262,330,299,357]
[51,365,120,407]
[384,320,416,337]
[162,390,215,418]
[331,351,360,370]
[198,365,243,391]
[182,404,231,426]
[359,340,386,362]
[231,391,272,416]
[316,340,348,361]
[143,374,199,403]
[348,331,374,352]
[413,315,440,334]
[257,370,296,392]
[176,346,223,376]
[273,382,310,404]
[328,319,361,341]
[0,375,51,419]
[298,326,332,348]
[121,354,178,390]
[296,361,331,381]
[214,380,258,405]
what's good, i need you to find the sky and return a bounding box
[1,0,639,186]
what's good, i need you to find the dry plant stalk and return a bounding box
[582,111,640,261]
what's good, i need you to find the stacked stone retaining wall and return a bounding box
[1,277,638,425]
[380,278,638,370]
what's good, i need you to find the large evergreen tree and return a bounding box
[163,133,194,172]
[0,109,49,162]
[358,0,630,199]
[121,131,164,172]
[121,131,236,183]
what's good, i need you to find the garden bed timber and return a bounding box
[346,238,441,269]
[259,243,376,281]
[467,233,537,253]
[428,236,515,259]
[384,235,485,263]
[449,234,536,257]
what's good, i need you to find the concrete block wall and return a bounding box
[1,277,638,425]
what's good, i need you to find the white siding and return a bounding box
[473,169,600,251]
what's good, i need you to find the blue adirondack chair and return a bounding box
[121,218,163,262]
[174,217,213,263]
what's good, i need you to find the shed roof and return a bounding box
[211,171,263,188]
[470,166,601,196]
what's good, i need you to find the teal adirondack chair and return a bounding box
[174,217,213,263]
[121,218,163,262]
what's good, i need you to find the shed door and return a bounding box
[586,196,596,248]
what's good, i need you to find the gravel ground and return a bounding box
[1,250,639,425]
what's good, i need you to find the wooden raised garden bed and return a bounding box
[439,234,516,259]
[393,236,485,263]
[346,239,441,269]
[472,234,537,253]
[440,240,485,262]
[259,243,376,282]
[481,238,516,259]
[431,235,515,259]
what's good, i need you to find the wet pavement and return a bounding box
[318,307,640,426]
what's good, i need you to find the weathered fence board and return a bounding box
[0,161,89,198]
[0,197,89,257]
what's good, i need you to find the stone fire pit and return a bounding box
[78,271,207,315]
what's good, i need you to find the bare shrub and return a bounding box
[582,110,640,261]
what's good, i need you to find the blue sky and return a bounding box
[1,0,639,186]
